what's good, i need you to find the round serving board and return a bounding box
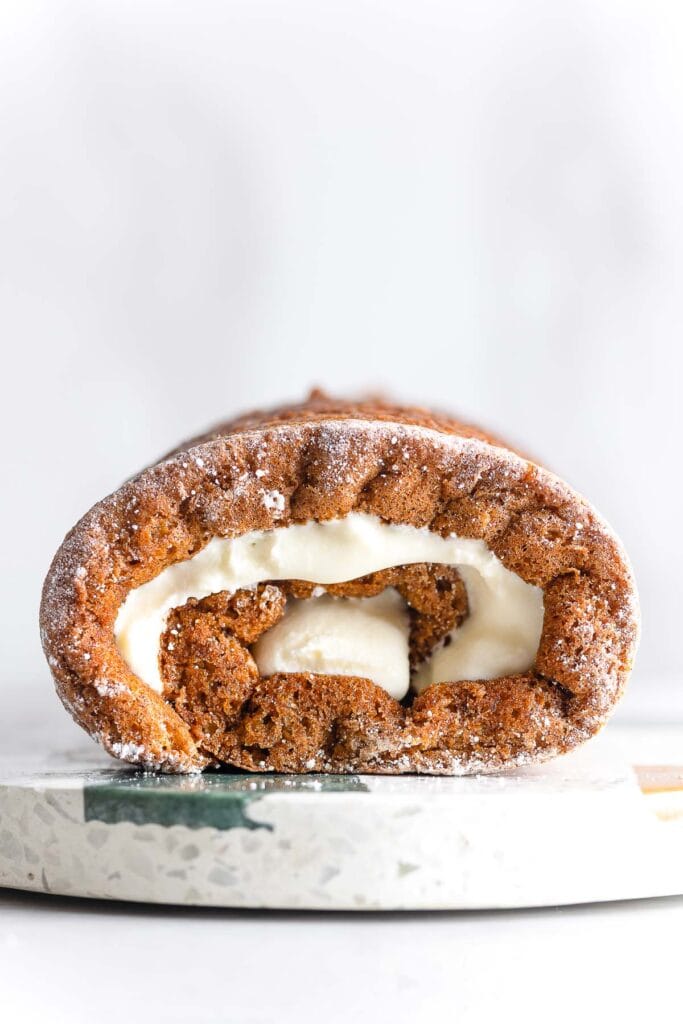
[1,727,681,910]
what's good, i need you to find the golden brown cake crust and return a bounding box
[40,393,640,774]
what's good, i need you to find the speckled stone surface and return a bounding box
[0,727,681,909]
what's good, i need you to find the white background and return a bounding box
[2,0,682,726]
[0,2,682,1019]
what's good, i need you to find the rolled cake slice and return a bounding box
[40,393,639,774]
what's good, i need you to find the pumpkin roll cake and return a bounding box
[40,392,640,774]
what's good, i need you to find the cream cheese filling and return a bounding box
[253,589,411,699]
[114,512,544,700]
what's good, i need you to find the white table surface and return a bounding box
[1,887,680,1023]
[1,696,681,1023]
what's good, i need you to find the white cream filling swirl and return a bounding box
[114,513,544,700]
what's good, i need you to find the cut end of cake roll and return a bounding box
[40,392,640,774]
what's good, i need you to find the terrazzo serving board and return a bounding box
[1,726,681,910]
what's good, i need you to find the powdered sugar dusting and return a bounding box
[95,679,129,698]
[262,489,285,514]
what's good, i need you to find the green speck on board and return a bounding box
[84,776,270,831]
[83,772,369,831]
